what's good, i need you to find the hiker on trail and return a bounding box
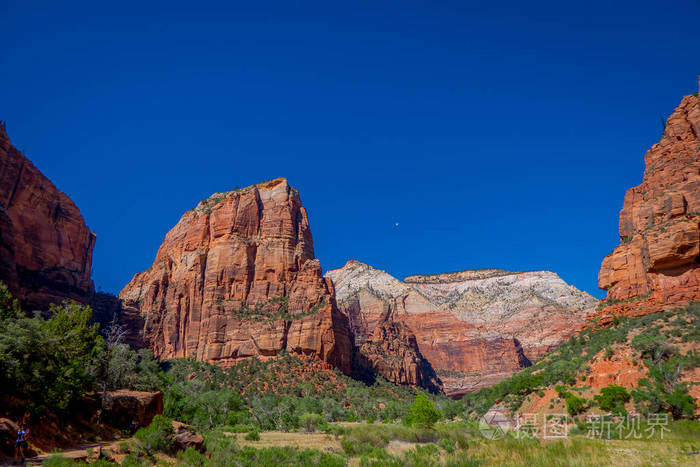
[14,423,28,463]
[130,419,139,435]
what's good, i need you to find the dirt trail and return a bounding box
[11,440,123,466]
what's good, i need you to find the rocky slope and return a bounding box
[119,178,352,373]
[0,123,95,310]
[327,261,595,396]
[475,303,700,422]
[597,83,700,318]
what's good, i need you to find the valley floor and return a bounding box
[230,422,700,467]
[20,419,700,466]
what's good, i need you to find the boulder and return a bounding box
[101,390,163,429]
[171,421,205,453]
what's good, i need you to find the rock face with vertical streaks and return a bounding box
[0,123,95,310]
[118,178,352,373]
[597,84,700,317]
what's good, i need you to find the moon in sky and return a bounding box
[394,222,400,227]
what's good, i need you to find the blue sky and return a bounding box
[2,1,699,298]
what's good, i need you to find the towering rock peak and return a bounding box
[326,261,595,396]
[0,124,96,310]
[119,178,352,373]
[597,85,700,317]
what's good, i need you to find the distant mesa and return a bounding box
[326,260,596,397]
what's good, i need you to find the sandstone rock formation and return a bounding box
[354,314,443,392]
[403,269,597,361]
[597,85,700,317]
[327,261,595,396]
[101,390,163,429]
[119,178,352,373]
[0,123,95,310]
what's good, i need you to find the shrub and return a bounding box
[555,386,587,415]
[177,446,206,466]
[631,348,697,420]
[438,437,456,453]
[341,440,375,456]
[631,334,675,363]
[403,443,440,465]
[664,389,696,419]
[594,385,631,414]
[299,413,324,433]
[245,430,261,441]
[134,415,175,455]
[563,392,587,416]
[381,401,408,422]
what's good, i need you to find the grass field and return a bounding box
[41,419,700,466]
[223,420,700,466]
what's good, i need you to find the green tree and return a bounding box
[0,282,20,320]
[594,385,630,415]
[564,392,587,416]
[404,392,442,428]
[0,293,105,414]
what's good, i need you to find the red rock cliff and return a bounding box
[0,123,95,310]
[597,84,700,316]
[119,178,352,373]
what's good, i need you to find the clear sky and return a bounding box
[2,1,699,298]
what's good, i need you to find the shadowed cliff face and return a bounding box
[119,178,353,373]
[0,124,95,310]
[597,88,700,318]
[327,261,595,397]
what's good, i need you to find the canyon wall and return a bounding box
[0,123,95,310]
[597,86,700,317]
